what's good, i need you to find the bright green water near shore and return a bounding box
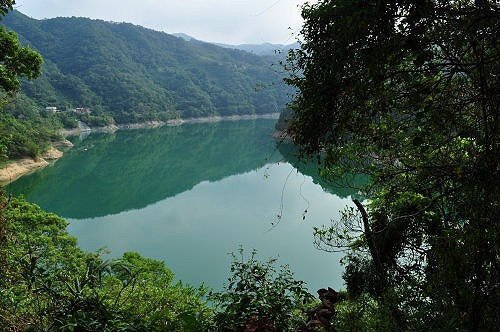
[8,119,357,291]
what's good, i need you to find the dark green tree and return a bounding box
[0,25,42,96]
[0,0,15,17]
[210,248,315,331]
[286,0,499,330]
[0,1,43,161]
[0,3,42,97]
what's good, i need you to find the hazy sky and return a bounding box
[13,0,309,45]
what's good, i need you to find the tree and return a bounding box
[0,1,15,17]
[286,0,499,330]
[0,193,213,330]
[0,25,42,97]
[210,248,314,331]
[0,1,41,96]
[0,1,43,161]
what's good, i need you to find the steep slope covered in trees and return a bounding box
[2,11,292,123]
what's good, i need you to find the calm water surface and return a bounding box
[8,119,357,291]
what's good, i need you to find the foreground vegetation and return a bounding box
[0,195,213,330]
[0,192,320,331]
[284,0,499,330]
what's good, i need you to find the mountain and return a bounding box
[214,42,299,56]
[172,32,299,56]
[2,11,293,124]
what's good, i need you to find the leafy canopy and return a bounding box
[210,248,315,331]
[0,0,15,17]
[0,2,43,161]
[0,13,41,96]
[286,0,499,330]
[0,193,213,331]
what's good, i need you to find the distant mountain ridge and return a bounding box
[172,33,298,56]
[2,11,293,124]
[214,42,299,56]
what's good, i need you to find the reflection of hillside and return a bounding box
[278,143,365,199]
[9,120,281,219]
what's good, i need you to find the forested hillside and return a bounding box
[2,11,292,124]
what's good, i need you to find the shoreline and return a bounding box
[0,139,73,186]
[2,113,280,185]
[60,113,280,136]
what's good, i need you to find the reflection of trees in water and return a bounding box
[277,142,366,199]
[9,120,281,219]
[9,120,363,220]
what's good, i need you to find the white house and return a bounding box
[45,106,60,113]
[73,107,92,115]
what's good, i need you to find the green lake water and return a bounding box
[8,119,357,292]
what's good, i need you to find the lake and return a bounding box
[8,119,357,292]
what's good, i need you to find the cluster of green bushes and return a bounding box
[0,194,213,330]
[0,112,53,160]
[75,112,114,128]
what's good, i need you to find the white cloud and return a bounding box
[14,0,308,44]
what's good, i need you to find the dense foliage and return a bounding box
[0,2,45,161]
[2,11,293,124]
[0,191,317,331]
[285,0,499,330]
[210,248,315,331]
[0,18,41,96]
[0,1,13,17]
[0,95,66,161]
[0,192,213,331]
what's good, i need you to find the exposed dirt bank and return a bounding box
[0,139,73,186]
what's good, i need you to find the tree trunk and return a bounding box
[353,199,405,331]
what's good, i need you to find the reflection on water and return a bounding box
[8,119,359,291]
[10,120,286,218]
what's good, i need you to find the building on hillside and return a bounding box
[45,106,60,113]
[73,107,92,115]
